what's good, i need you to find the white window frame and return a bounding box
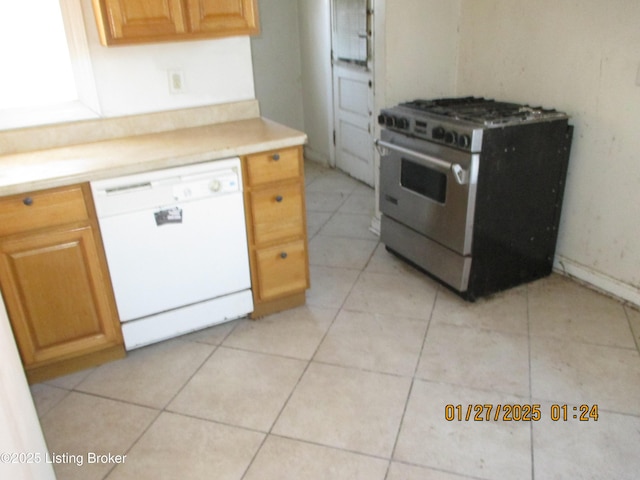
[0,0,100,131]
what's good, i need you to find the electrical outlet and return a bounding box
[168,70,185,94]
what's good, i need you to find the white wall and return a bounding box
[251,0,304,130]
[382,0,460,105]
[297,0,333,164]
[0,297,55,480]
[80,0,255,117]
[457,0,640,304]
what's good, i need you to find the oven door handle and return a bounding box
[374,139,468,185]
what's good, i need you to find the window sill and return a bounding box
[0,101,100,132]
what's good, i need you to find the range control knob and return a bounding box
[395,117,409,129]
[209,179,222,192]
[432,126,445,140]
[457,134,471,149]
[377,114,387,125]
[444,131,458,145]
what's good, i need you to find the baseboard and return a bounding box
[303,147,330,166]
[554,255,640,308]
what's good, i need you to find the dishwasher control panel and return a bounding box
[91,157,243,218]
[172,170,239,201]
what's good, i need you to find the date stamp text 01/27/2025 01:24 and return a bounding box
[445,404,599,422]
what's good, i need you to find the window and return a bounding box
[332,0,370,67]
[0,0,99,130]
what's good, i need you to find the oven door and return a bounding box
[378,129,479,255]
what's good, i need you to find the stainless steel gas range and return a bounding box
[376,97,573,300]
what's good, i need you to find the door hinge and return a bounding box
[333,130,336,146]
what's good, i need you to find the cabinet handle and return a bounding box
[272,153,280,161]
[23,197,34,206]
[275,195,283,203]
[280,252,288,259]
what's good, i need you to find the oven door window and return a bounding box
[400,158,447,204]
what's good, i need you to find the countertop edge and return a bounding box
[0,118,307,197]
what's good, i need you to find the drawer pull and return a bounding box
[23,197,34,206]
[280,252,288,259]
[272,153,280,161]
[275,195,284,203]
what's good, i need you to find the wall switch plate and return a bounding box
[636,63,640,86]
[168,70,185,94]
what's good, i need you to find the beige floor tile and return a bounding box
[307,210,333,238]
[530,336,640,415]
[168,347,306,431]
[343,270,438,320]
[107,412,264,480]
[29,383,69,417]
[309,235,378,269]
[365,243,421,276]
[533,402,640,479]
[338,192,375,215]
[528,275,635,348]
[75,339,214,409]
[244,436,388,480]
[180,319,239,345]
[223,305,336,360]
[272,362,411,457]
[306,265,361,309]
[626,305,640,350]
[44,366,96,390]
[417,323,530,396]
[387,462,475,480]
[306,171,361,194]
[40,392,157,480]
[318,212,378,240]
[306,190,348,212]
[432,286,528,335]
[304,161,329,185]
[394,380,531,479]
[314,309,427,376]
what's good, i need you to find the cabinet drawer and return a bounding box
[0,186,89,237]
[249,182,304,244]
[255,240,308,301]
[245,148,300,186]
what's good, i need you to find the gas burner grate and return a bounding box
[400,97,565,126]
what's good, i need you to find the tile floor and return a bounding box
[31,161,640,480]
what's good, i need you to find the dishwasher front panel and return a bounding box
[97,189,251,323]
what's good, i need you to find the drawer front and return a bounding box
[250,182,304,245]
[0,186,89,237]
[255,240,308,301]
[246,148,300,186]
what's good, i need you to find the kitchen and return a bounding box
[1,0,640,479]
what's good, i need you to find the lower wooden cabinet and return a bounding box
[0,184,124,384]
[242,146,310,318]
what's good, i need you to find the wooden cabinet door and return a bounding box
[186,0,259,36]
[94,0,187,44]
[0,224,122,368]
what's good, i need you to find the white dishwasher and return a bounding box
[91,157,253,350]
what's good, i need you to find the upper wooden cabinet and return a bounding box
[92,0,260,46]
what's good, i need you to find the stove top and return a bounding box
[400,97,568,127]
[378,96,569,152]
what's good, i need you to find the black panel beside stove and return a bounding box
[466,120,573,299]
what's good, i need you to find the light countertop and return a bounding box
[0,117,306,196]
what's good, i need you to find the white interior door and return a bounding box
[331,0,374,186]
